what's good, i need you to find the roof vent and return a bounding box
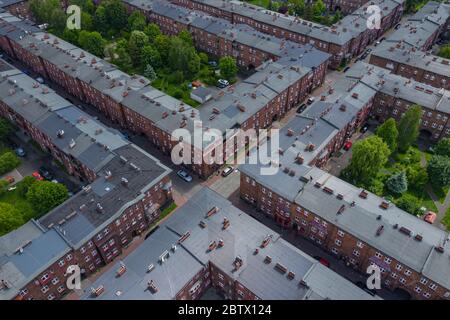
[359,190,368,199]
[121,177,128,186]
[57,129,65,138]
[264,255,272,264]
[96,203,104,213]
[399,226,411,236]
[206,206,219,218]
[376,225,384,236]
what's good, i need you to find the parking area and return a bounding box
[1,132,83,195]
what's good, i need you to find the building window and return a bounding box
[404,269,412,276]
[66,254,73,261]
[420,277,428,285]
[57,285,65,293]
[337,230,345,237]
[390,273,398,279]
[41,285,49,293]
[384,257,392,264]
[414,286,422,293]
[335,239,342,246]
[375,252,382,259]
[423,292,431,299]
[51,277,59,285]
[399,278,406,284]
[331,247,339,254]
[429,283,438,291]
[395,264,403,271]
[352,250,360,257]
[356,241,364,248]
[47,293,56,300]
[19,289,28,297]
[58,260,65,267]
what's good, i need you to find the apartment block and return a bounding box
[0,59,172,301]
[80,187,377,300]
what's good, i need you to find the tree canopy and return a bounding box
[0,203,23,236]
[427,155,450,188]
[386,171,408,194]
[434,138,450,158]
[219,56,238,80]
[26,181,69,215]
[397,104,421,153]
[341,136,390,187]
[376,118,398,153]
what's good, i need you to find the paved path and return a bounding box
[420,153,450,229]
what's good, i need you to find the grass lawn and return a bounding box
[442,206,450,231]
[0,187,36,234]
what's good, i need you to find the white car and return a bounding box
[177,169,193,182]
[217,79,229,88]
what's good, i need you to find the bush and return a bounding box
[386,171,408,194]
[26,181,69,215]
[427,155,450,188]
[0,202,23,235]
[395,194,421,215]
[16,176,37,197]
[0,151,21,175]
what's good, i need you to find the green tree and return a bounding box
[104,0,128,32]
[16,176,36,197]
[78,31,106,57]
[219,56,238,80]
[427,155,450,187]
[0,202,23,236]
[341,136,390,187]
[332,10,343,23]
[128,31,149,66]
[144,23,161,43]
[0,118,13,140]
[198,52,209,65]
[49,8,66,32]
[434,138,450,157]
[69,0,95,14]
[141,45,161,69]
[376,118,398,153]
[405,165,428,190]
[26,181,69,214]
[397,104,421,153]
[81,11,93,31]
[93,5,108,34]
[395,194,421,215]
[437,44,450,59]
[178,30,193,46]
[144,64,157,82]
[167,37,200,76]
[386,171,408,194]
[312,0,326,17]
[128,11,146,31]
[29,0,60,24]
[289,0,305,15]
[154,34,170,63]
[0,152,21,175]
[303,4,314,20]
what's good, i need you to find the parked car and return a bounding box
[343,140,353,151]
[360,123,369,133]
[32,171,44,181]
[4,176,15,184]
[424,211,437,224]
[307,96,315,105]
[39,167,53,180]
[15,147,26,157]
[222,166,233,177]
[296,103,307,114]
[343,66,350,73]
[208,60,218,68]
[394,23,401,29]
[177,169,193,182]
[36,76,45,84]
[217,79,229,88]
[314,256,330,268]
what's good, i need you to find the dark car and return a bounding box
[296,103,307,114]
[39,167,53,180]
[360,123,369,133]
[15,147,26,157]
[343,66,350,73]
